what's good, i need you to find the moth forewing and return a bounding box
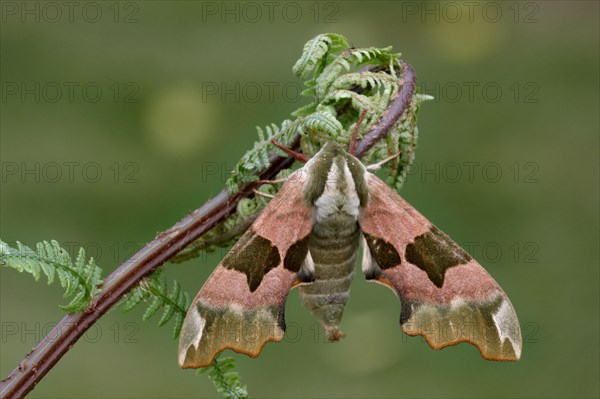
[178,171,314,368]
[358,173,522,361]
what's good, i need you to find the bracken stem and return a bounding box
[0,62,415,399]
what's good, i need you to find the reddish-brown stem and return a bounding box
[0,61,416,399]
[270,138,309,163]
[354,61,416,158]
[349,109,368,155]
[0,145,298,399]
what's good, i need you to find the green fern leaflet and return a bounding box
[0,239,103,312]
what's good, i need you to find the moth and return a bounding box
[179,141,522,368]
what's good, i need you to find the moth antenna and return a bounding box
[271,138,308,163]
[366,149,403,171]
[253,189,275,199]
[349,109,368,155]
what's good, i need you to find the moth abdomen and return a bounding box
[298,223,360,341]
[299,271,356,297]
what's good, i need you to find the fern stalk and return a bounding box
[0,34,418,399]
[0,150,296,399]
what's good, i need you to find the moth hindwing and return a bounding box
[179,142,521,368]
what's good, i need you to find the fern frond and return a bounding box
[0,240,103,312]
[120,286,145,312]
[226,119,299,193]
[198,355,248,399]
[330,71,400,98]
[120,270,190,339]
[120,272,247,398]
[293,33,349,79]
[290,102,317,118]
[224,33,422,195]
[320,90,382,115]
[299,110,344,141]
[315,47,398,100]
[364,92,422,191]
[120,270,248,397]
[385,93,421,190]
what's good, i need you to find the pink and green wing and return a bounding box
[359,174,522,361]
[178,172,313,368]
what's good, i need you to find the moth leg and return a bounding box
[256,177,287,185]
[253,189,275,199]
[366,150,402,171]
[293,250,315,286]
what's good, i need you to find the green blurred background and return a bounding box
[1,1,598,398]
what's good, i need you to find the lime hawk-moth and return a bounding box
[178,141,522,368]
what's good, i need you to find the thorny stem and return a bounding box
[0,61,416,399]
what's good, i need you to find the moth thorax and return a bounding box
[313,157,361,223]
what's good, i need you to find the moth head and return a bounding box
[302,141,369,207]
